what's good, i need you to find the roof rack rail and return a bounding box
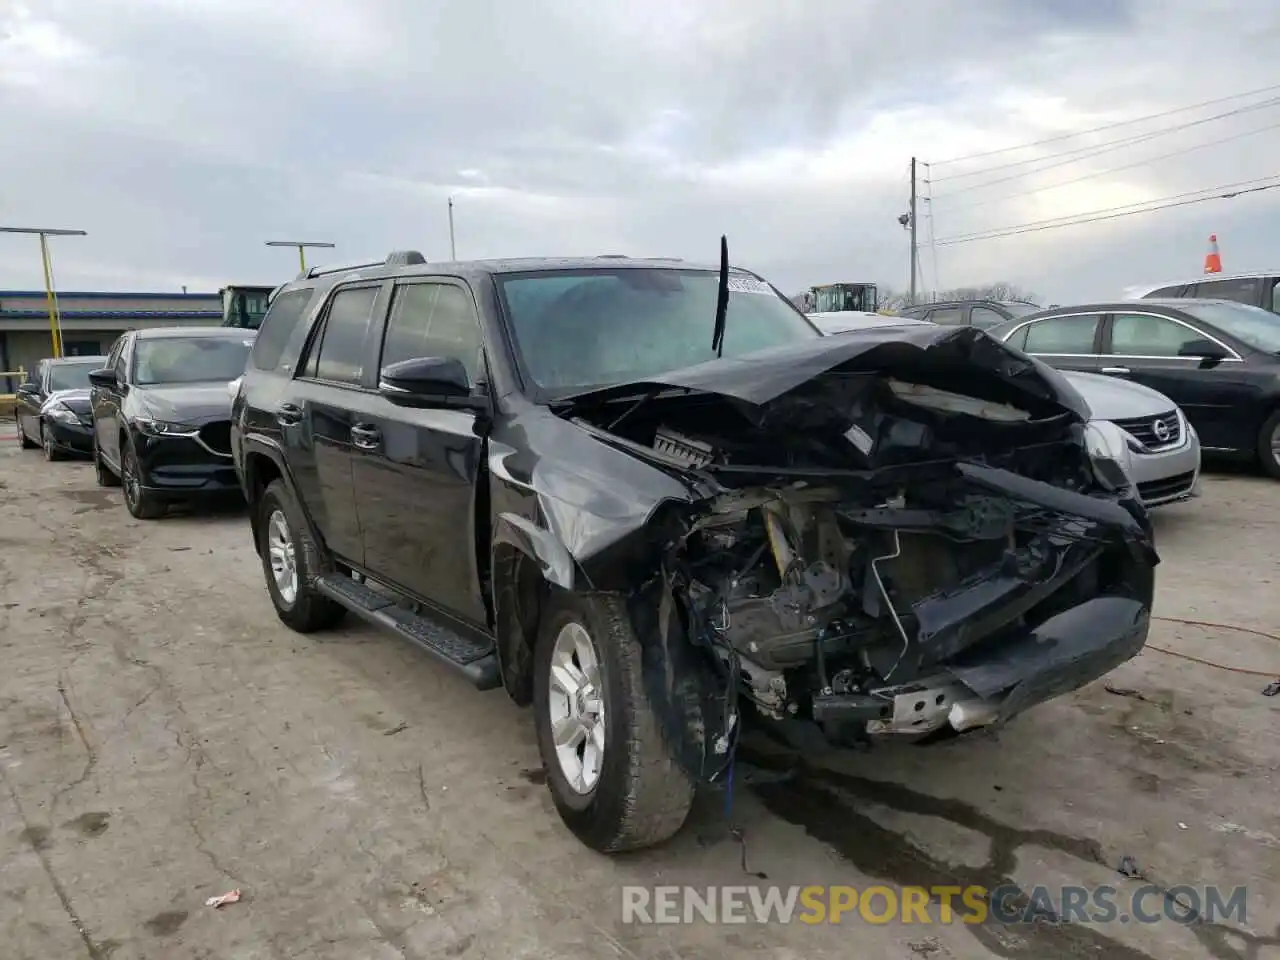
[296,249,427,280]
[298,259,383,280]
[596,253,629,259]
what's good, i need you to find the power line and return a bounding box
[927,82,1280,168]
[933,176,1280,246]
[929,96,1280,188]
[938,117,1280,213]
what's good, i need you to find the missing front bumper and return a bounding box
[812,595,1149,738]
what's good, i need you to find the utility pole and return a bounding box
[265,240,336,274]
[447,197,457,260]
[0,226,87,358]
[909,157,919,307]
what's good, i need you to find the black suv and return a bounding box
[232,249,1156,854]
[89,327,255,518]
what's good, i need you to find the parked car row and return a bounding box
[985,298,1280,478]
[17,251,1162,859]
[15,328,256,518]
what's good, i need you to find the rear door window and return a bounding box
[929,307,964,325]
[1022,314,1100,354]
[251,288,315,371]
[300,286,379,385]
[1189,277,1260,306]
[970,306,1008,330]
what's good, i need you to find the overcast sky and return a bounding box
[2,0,1278,304]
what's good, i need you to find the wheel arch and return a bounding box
[241,437,321,558]
[490,512,582,706]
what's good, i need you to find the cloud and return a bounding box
[1,0,1278,305]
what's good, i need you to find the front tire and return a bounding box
[93,436,121,487]
[257,479,346,633]
[532,592,695,854]
[120,436,165,519]
[1258,410,1280,480]
[40,422,64,461]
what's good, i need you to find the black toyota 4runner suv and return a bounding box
[232,249,1156,854]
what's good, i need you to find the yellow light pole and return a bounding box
[0,226,87,358]
[265,240,335,275]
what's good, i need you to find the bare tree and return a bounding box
[878,281,1041,311]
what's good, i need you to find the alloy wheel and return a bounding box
[266,509,299,606]
[122,449,141,509]
[547,621,607,794]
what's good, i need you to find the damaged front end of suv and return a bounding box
[544,324,1156,774]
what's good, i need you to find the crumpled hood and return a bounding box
[1059,370,1177,421]
[42,388,91,416]
[560,325,1091,422]
[132,383,233,424]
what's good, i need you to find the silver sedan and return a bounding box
[1061,370,1201,507]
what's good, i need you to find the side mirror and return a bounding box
[87,368,118,389]
[1177,339,1229,364]
[378,356,487,410]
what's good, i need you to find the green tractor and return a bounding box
[802,281,879,314]
[219,285,276,329]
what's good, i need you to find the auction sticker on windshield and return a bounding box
[727,276,775,295]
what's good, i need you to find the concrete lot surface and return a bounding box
[1,441,1278,960]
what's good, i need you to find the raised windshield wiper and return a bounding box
[711,234,729,358]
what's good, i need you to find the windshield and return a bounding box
[1178,301,1280,354]
[47,361,100,392]
[133,336,253,385]
[496,268,819,394]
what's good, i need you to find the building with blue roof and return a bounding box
[1,290,224,391]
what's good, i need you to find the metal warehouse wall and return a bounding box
[0,290,226,392]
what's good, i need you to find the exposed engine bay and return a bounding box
[566,362,1155,759]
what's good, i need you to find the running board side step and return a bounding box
[314,574,501,690]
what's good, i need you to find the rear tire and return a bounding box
[1257,410,1280,480]
[532,592,695,853]
[258,479,346,633]
[40,422,64,462]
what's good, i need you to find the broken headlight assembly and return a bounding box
[43,402,81,425]
[1083,421,1133,492]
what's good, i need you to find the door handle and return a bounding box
[276,403,303,426]
[1100,366,1131,374]
[350,423,381,449]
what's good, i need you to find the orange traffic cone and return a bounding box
[1203,234,1222,274]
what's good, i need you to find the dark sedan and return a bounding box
[987,298,1280,477]
[88,327,255,518]
[14,355,108,460]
